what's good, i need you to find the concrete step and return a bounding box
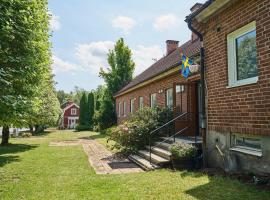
[128,154,159,171]
[145,146,171,160]
[161,136,203,145]
[138,150,170,165]
[154,142,172,151]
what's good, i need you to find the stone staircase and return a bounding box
[129,136,202,171]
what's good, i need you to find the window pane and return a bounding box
[139,97,143,108]
[236,30,257,80]
[123,102,126,116]
[151,93,157,108]
[166,88,173,108]
[130,99,135,113]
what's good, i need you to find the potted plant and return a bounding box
[170,142,197,170]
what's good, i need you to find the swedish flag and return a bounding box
[181,55,193,79]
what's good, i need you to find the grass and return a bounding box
[0,129,269,200]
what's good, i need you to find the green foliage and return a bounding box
[99,38,135,95]
[75,124,90,131]
[108,107,172,153]
[56,86,86,106]
[170,142,197,160]
[79,93,89,128]
[87,92,95,128]
[0,0,60,143]
[98,38,135,130]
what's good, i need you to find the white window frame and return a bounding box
[150,93,157,108]
[71,108,77,115]
[166,88,173,108]
[123,101,126,116]
[118,102,122,117]
[227,21,258,88]
[230,134,262,157]
[176,85,184,93]
[139,96,144,109]
[130,98,135,114]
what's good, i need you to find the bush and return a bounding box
[75,124,90,131]
[21,132,32,138]
[170,142,197,160]
[108,107,173,153]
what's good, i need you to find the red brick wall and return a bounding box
[194,0,270,135]
[115,72,199,124]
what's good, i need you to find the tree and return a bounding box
[98,38,135,129]
[78,93,88,128]
[87,92,95,128]
[100,38,135,95]
[0,0,53,145]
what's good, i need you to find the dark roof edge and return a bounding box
[185,0,215,22]
[114,51,200,97]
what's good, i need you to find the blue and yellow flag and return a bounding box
[181,55,193,79]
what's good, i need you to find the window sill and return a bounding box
[227,77,258,89]
[230,147,262,157]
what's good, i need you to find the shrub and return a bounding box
[108,107,173,153]
[170,142,197,160]
[75,124,90,131]
[22,132,32,138]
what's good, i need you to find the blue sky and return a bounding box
[48,0,204,92]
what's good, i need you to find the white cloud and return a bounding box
[49,11,61,31]
[52,55,79,74]
[153,14,180,32]
[112,16,136,34]
[132,45,163,75]
[52,41,163,78]
[75,41,115,74]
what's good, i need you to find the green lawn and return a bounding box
[0,130,269,200]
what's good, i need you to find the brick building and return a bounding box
[114,36,202,131]
[187,0,270,174]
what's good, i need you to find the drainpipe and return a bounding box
[187,19,207,167]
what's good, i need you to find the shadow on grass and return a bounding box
[79,133,107,140]
[0,155,20,167]
[31,130,54,137]
[185,176,270,200]
[180,170,206,178]
[0,143,38,155]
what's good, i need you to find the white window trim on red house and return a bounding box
[227,21,258,88]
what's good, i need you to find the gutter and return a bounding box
[186,9,209,167]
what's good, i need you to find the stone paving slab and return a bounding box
[50,138,143,174]
[80,139,143,174]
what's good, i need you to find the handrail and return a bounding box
[150,112,188,136]
[149,112,192,165]
[154,126,190,147]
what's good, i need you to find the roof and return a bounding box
[62,103,79,112]
[186,0,234,23]
[115,39,201,96]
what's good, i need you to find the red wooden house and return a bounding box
[59,101,80,129]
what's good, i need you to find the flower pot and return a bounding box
[172,158,194,170]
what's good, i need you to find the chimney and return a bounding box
[190,3,203,42]
[166,40,179,55]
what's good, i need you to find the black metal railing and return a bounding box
[148,112,193,164]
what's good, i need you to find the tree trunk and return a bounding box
[1,125,10,146]
[29,125,34,134]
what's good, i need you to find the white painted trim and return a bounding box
[63,103,79,112]
[227,21,258,88]
[230,147,262,157]
[195,0,233,23]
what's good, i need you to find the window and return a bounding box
[150,93,157,108]
[130,98,135,113]
[139,97,144,109]
[118,102,122,117]
[230,134,262,157]
[123,101,126,116]
[227,21,258,87]
[71,108,77,115]
[166,88,173,108]
[176,85,184,93]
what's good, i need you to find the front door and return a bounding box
[173,82,199,136]
[68,118,76,129]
